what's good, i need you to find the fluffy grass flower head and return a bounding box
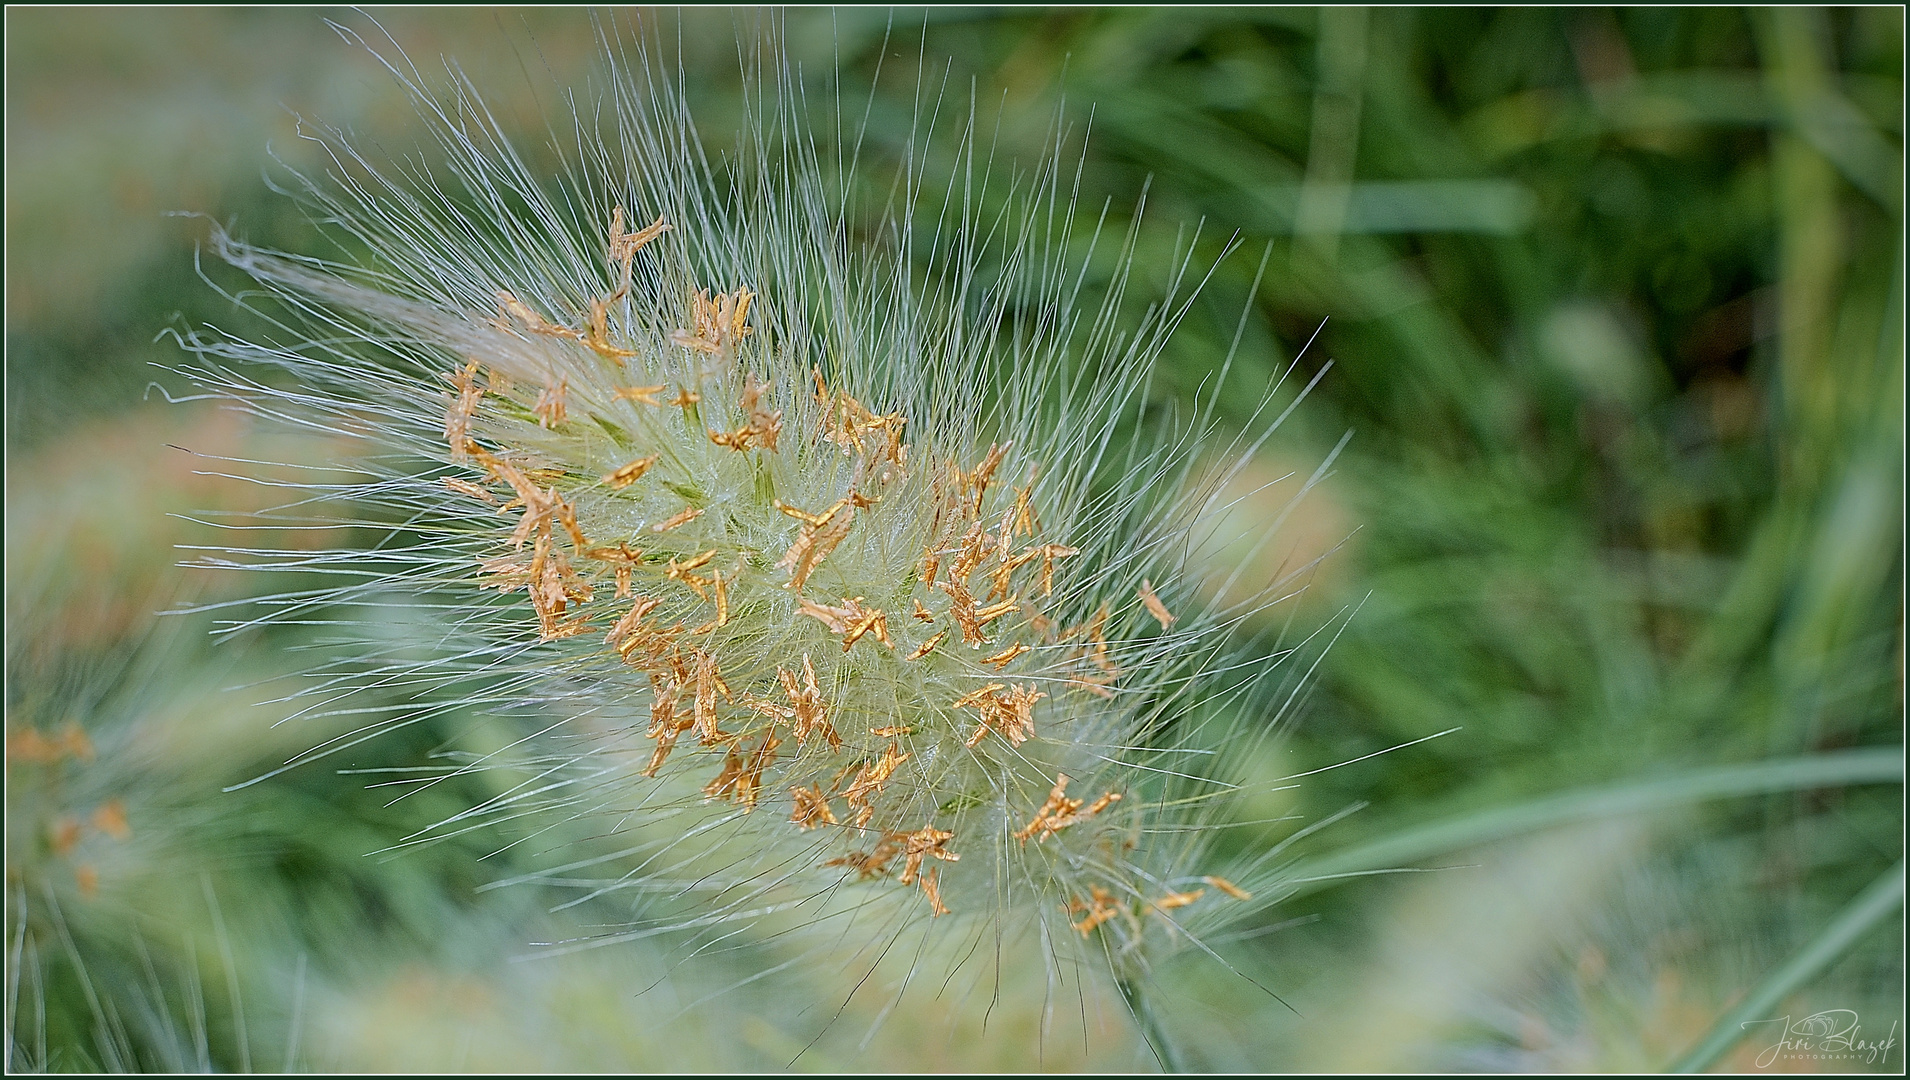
[175,18,1331,1025]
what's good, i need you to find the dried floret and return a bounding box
[789,784,838,829]
[1015,774,1122,843]
[443,476,499,504]
[606,206,669,297]
[494,290,581,340]
[443,360,485,457]
[895,826,959,886]
[797,596,892,653]
[703,731,781,808]
[672,287,754,354]
[583,295,639,360]
[1066,886,1123,937]
[955,682,1045,748]
[840,742,911,828]
[776,655,839,750]
[774,498,854,590]
[583,541,644,598]
[532,377,569,429]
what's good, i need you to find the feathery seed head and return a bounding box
[174,17,1332,1003]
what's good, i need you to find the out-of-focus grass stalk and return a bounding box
[1760,8,1843,489]
[1291,6,1368,267]
[1282,748,1904,899]
[1669,860,1906,1073]
[1116,975,1186,1073]
[1750,6,1900,763]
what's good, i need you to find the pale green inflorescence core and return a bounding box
[448,215,1146,923]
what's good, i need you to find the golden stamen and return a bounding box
[905,630,947,661]
[775,499,854,591]
[1139,578,1176,629]
[443,477,499,504]
[980,643,1030,667]
[1203,875,1252,900]
[583,296,639,359]
[615,384,667,405]
[651,505,704,532]
[495,290,582,340]
[920,866,950,917]
[602,454,660,489]
[1150,889,1205,913]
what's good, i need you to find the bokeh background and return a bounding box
[6,7,1902,1072]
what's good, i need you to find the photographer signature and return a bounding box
[1744,1010,1898,1068]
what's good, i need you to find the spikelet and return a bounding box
[171,16,1337,1033]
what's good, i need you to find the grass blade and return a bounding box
[1668,859,1905,1073]
[1284,748,1903,896]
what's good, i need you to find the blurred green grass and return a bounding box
[6,7,1901,1072]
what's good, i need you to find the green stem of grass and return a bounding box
[1116,976,1186,1073]
[1668,859,1905,1073]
